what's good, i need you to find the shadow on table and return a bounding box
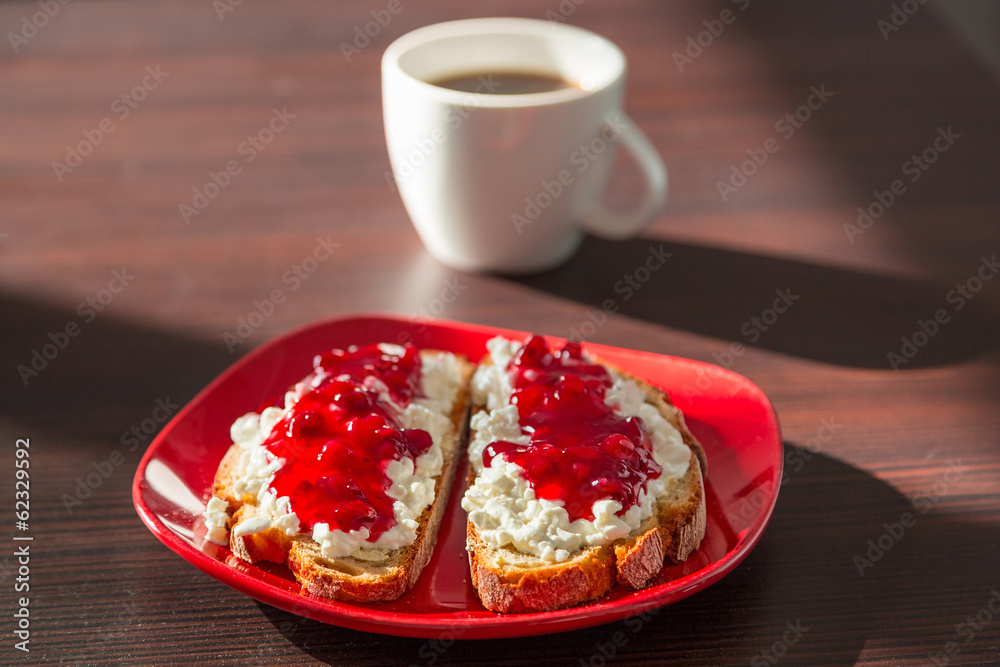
[509,236,999,369]
[0,289,234,439]
[258,445,998,666]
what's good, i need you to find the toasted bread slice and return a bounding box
[208,349,473,602]
[465,348,707,613]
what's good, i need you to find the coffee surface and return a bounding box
[431,71,576,95]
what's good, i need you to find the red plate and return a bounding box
[132,314,782,638]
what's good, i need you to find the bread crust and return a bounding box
[210,350,473,602]
[465,354,707,613]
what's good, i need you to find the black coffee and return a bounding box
[431,71,577,95]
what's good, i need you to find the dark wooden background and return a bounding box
[1,0,999,665]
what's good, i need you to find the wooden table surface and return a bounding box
[2,0,999,665]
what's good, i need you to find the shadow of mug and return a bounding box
[511,237,999,369]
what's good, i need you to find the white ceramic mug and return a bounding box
[382,18,667,274]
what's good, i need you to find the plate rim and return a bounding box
[132,312,783,638]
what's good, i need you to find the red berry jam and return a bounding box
[483,336,661,522]
[262,344,431,540]
[311,343,423,405]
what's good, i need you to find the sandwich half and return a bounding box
[203,343,472,602]
[462,335,707,612]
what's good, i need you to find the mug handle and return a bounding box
[581,116,667,239]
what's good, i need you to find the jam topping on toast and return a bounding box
[263,344,431,538]
[483,336,661,522]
